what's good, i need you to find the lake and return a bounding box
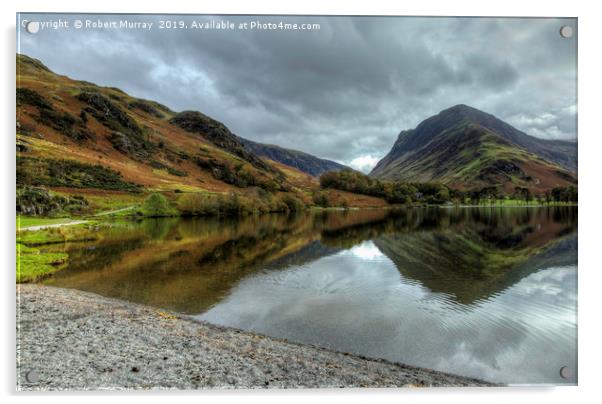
[42,206,577,385]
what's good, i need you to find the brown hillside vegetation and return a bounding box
[16,54,388,212]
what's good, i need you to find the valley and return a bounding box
[16,53,578,285]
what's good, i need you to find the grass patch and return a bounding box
[17,243,68,283]
[17,222,101,246]
[66,191,144,213]
[17,216,75,229]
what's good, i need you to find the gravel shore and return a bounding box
[17,284,495,390]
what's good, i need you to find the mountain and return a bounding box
[16,55,326,208]
[371,105,577,193]
[236,137,348,177]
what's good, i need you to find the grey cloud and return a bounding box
[18,14,577,170]
[461,53,519,90]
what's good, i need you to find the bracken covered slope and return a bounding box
[15,54,330,205]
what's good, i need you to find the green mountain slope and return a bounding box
[371,105,577,193]
[18,53,364,216]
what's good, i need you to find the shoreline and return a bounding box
[17,284,496,390]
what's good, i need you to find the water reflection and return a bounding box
[43,206,577,384]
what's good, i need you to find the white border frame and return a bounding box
[3,1,600,404]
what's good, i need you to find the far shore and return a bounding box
[17,285,496,390]
[16,202,578,231]
[449,203,578,209]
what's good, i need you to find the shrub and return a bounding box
[108,131,155,160]
[77,91,142,137]
[318,168,451,205]
[279,194,306,212]
[17,157,141,192]
[167,167,187,177]
[17,88,53,109]
[312,191,331,207]
[177,193,220,216]
[129,100,165,118]
[39,108,91,141]
[16,186,89,216]
[194,157,281,190]
[141,193,173,217]
[177,191,306,217]
[551,185,578,203]
[17,88,91,141]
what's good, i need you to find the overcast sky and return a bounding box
[18,14,577,172]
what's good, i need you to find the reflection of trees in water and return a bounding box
[321,207,576,249]
[139,217,180,239]
[45,207,576,312]
[59,238,146,275]
[45,212,329,313]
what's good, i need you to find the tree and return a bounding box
[435,187,450,204]
[312,191,331,207]
[567,185,578,202]
[544,191,552,205]
[142,193,172,217]
[450,189,466,205]
[513,186,531,204]
[524,188,533,204]
[470,190,481,205]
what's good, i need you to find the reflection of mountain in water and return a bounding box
[374,233,576,305]
[262,240,341,271]
[45,206,576,313]
[313,206,577,305]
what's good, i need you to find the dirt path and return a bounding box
[16,285,496,390]
[20,220,88,231]
[94,206,136,216]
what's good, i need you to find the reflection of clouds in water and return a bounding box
[350,241,386,260]
[512,268,576,303]
[495,267,577,330]
[198,242,576,384]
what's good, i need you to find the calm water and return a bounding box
[43,207,577,385]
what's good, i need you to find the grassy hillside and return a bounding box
[16,54,387,216]
[371,106,577,194]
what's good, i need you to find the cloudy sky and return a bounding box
[18,14,577,172]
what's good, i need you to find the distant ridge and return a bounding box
[237,137,348,177]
